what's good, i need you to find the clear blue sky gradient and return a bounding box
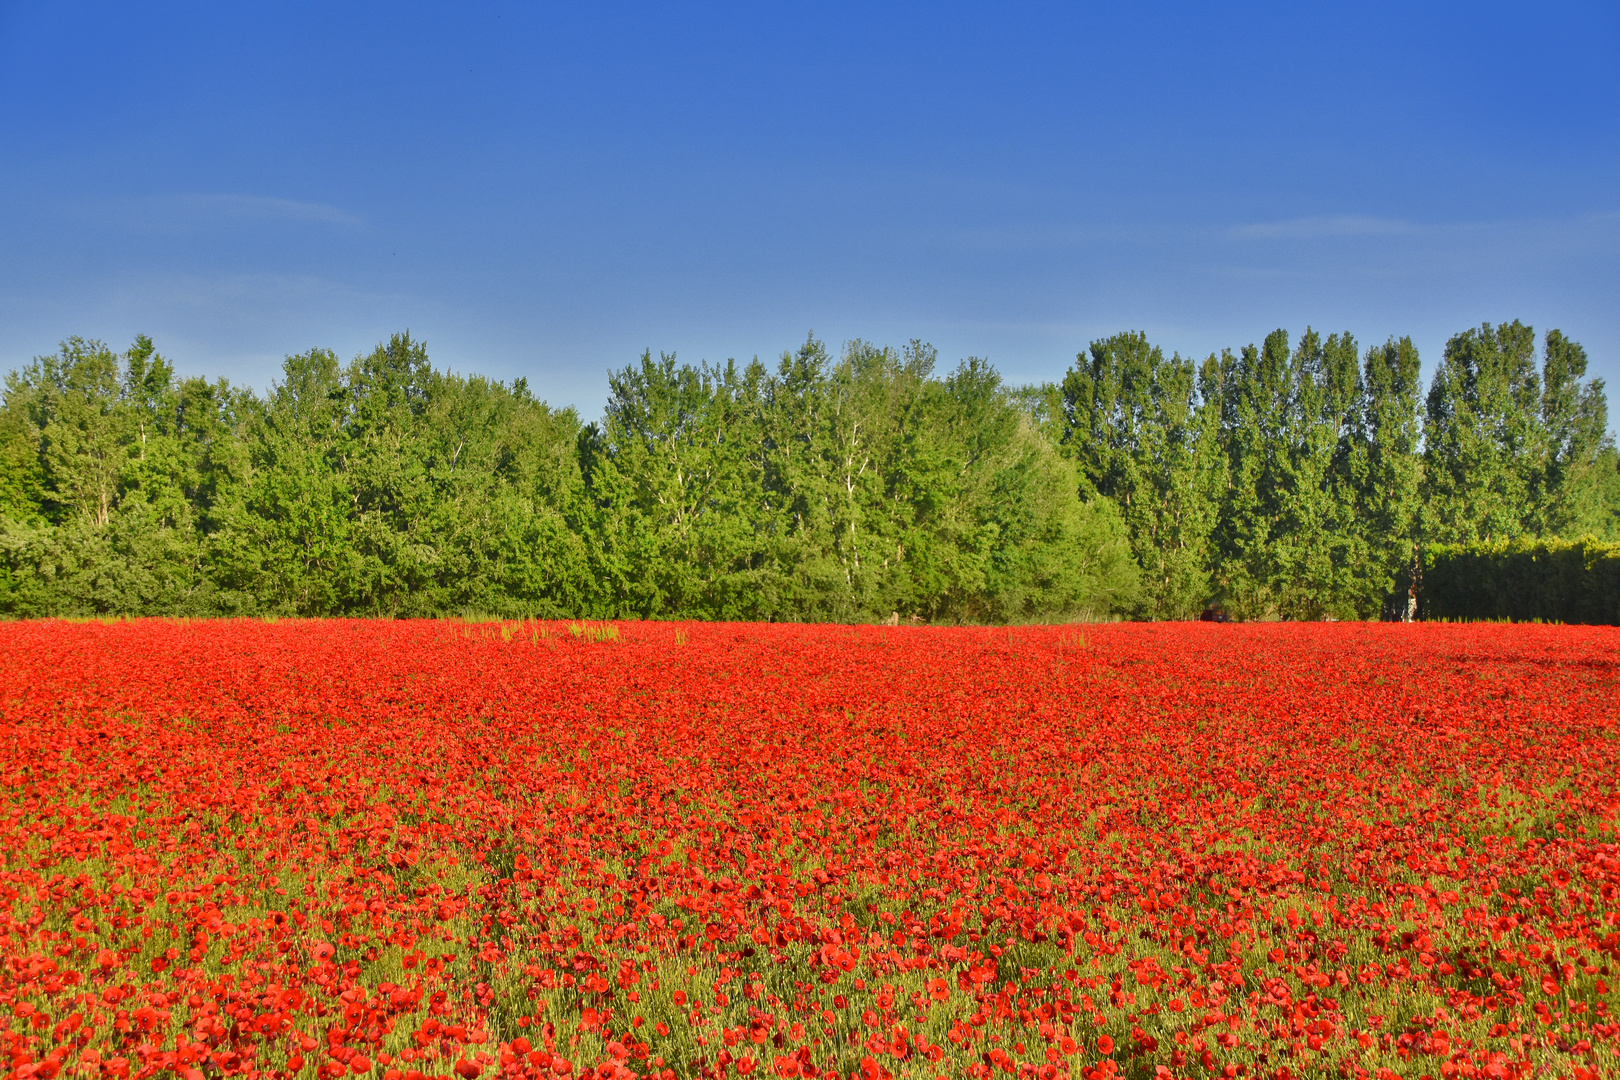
[2,2,1617,417]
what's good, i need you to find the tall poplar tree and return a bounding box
[1212,329,1365,618]
[1422,321,1611,545]
[1212,332,1290,617]
[1422,321,1543,544]
[1536,330,1614,537]
[1057,331,1222,618]
[1343,337,1425,609]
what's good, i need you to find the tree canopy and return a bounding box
[1,322,1613,620]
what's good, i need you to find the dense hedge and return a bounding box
[1420,537,1620,624]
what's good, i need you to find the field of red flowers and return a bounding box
[2,620,1618,1080]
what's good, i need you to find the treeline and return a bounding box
[0,321,1615,621]
[1059,324,1617,618]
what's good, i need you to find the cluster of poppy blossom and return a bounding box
[2,618,1618,1080]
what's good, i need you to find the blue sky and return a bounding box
[2,2,1617,416]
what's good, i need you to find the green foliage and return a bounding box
[0,320,1613,622]
[582,337,1138,622]
[0,336,247,616]
[1420,537,1620,624]
[1056,322,1615,621]
[0,332,1139,622]
[1057,331,1220,618]
[1422,321,1614,543]
[217,335,594,617]
[1209,328,1365,620]
[1345,337,1426,611]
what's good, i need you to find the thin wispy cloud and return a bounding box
[8,191,367,236]
[1228,212,1620,252]
[914,221,1187,255]
[108,271,390,317]
[1229,216,1419,241]
[167,193,362,227]
[925,212,1620,255]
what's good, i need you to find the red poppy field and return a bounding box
[3,620,1619,1080]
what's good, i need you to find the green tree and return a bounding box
[0,336,246,615]
[1422,321,1612,546]
[1536,329,1614,537]
[1272,328,1363,617]
[225,335,592,617]
[1,321,1603,623]
[220,346,355,613]
[1210,328,1365,619]
[583,350,770,619]
[412,371,593,618]
[578,336,1140,622]
[753,335,850,619]
[1421,321,1544,545]
[1057,331,1222,618]
[1343,337,1425,611]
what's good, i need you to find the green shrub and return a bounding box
[1420,537,1620,624]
